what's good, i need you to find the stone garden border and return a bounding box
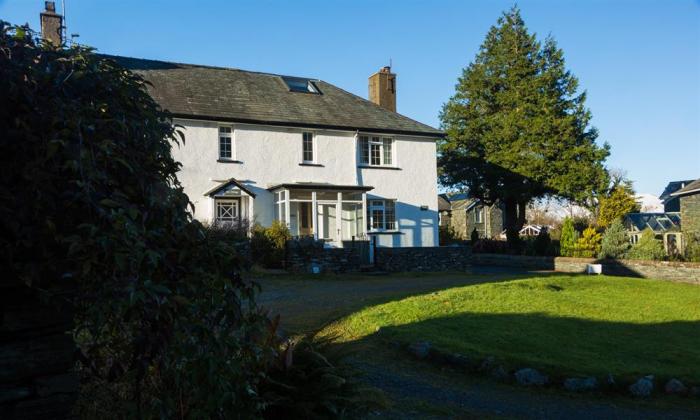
[405,341,700,399]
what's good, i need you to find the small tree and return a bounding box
[598,186,638,228]
[470,227,480,243]
[627,229,666,260]
[533,228,552,256]
[598,219,630,259]
[573,227,602,258]
[560,218,579,257]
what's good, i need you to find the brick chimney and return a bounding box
[368,66,396,112]
[40,1,63,46]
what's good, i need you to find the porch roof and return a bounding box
[267,182,373,192]
[204,178,256,198]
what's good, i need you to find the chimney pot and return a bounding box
[40,1,63,47]
[368,67,397,113]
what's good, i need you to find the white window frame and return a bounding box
[214,198,239,224]
[368,199,397,231]
[359,135,394,167]
[302,131,315,163]
[218,125,234,160]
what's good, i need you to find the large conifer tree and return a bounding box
[439,7,610,246]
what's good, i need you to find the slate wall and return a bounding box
[375,246,472,272]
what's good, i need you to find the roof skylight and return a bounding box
[281,76,320,94]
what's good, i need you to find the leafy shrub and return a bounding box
[573,226,602,258]
[533,228,552,255]
[261,335,386,418]
[559,218,579,257]
[598,219,630,259]
[1,24,275,417]
[626,228,666,261]
[439,224,460,245]
[251,220,292,268]
[685,234,700,263]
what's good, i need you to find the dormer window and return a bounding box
[282,76,320,94]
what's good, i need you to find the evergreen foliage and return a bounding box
[598,219,630,259]
[627,229,666,261]
[559,218,579,257]
[598,186,638,228]
[573,227,602,258]
[532,228,552,256]
[439,6,609,247]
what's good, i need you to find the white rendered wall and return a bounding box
[171,118,439,247]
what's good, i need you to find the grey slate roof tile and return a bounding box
[104,55,443,137]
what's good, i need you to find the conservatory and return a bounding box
[268,183,373,246]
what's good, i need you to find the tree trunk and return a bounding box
[504,198,527,250]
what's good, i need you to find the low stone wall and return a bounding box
[285,239,370,273]
[376,246,472,272]
[471,253,700,284]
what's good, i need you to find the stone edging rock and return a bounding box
[405,341,700,399]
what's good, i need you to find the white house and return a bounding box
[111,56,443,247]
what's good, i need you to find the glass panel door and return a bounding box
[316,204,337,242]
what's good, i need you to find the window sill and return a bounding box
[367,230,403,235]
[217,159,243,164]
[298,162,324,167]
[357,165,401,170]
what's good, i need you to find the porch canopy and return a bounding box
[267,182,373,243]
[204,178,256,224]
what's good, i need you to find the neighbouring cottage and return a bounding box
[670,179,700,239]
[105,57,443,248]
[623,178,699,254]
[439,193,505,240]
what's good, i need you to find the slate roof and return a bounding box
[670,179,700,197]
[659,179,695,202]
[438,194,451,212]
[104,55,443,137]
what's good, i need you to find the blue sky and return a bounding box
[2,0,698,195]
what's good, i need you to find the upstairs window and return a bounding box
[359,135,393,166]
[368,199,396,231]
[302,132,314,162]
[219,126,232,159]
[282,76,320,94]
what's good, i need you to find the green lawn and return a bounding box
[324,275,700,381]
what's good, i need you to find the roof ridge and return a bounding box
[99,53,319,80]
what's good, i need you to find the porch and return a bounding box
[268,183,373,247]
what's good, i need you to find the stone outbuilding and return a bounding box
[439,192,505,240]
